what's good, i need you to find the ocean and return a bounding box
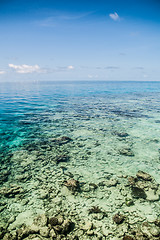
[0,81,160,239]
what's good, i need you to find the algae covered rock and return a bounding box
[0,170,10,184]
[122,235,134,240]
[48,215,73,236]
[114,132,129,138]
[54,154,69,164]
[119,148,134,157]
[113,213,125,224]
[128,176,136,186]
[33,214,48,227]
[49,217,59,227]
[0,185,24,198]
[128,171,160,202]
[3,232,17,240]
[64,179,80,192]
[131,186,147,199]
[136,170,152,181]
[61,219,73,234]
[88,206,102,214]
[39,226,50,237]
[51,136,72,145]
[106,178,118,187]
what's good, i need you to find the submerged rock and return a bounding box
[6,213,74,239]
[0,227,6,239]
[106,178,118,187]
[49,216,73,235]
[92,212,104,220]
[88,206,103,214]
[51,136,72,145]
[57,215,64,225]
[128,176,136,186]
[8,216,16,224]
[136,170,152,181]
[49,217,59,227]
[140,222,158,238]
[15,173,30,182]
[3,231,17,240]
[113,213,125,224]
[50,228,56,238]
[154,219,160,227]
[39,226,50,237]
[0,185,24,198]
[128,171,160,202]
[64,179,80,192]
[0,205,6,213]
[122,235,134,240]
[119,148,134,157]
[88,183,98,190]
[39,189,49,199]
[33,214,48,227]
[81,221,93,231]
[82,182,98,192]
[54,154,69,164]
[114,132,129,138]
[0,170,10,184]
[146,189,160,201]
[101,227,111,237]
[131,186,147,199]
[16,225,31,239]
[53,225,63,233]
[61,219,73,234]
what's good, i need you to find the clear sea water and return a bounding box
[1,81,160,234]
[1,81,160,177]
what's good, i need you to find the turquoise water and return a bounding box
[1,81,160,239]
[1,81,160,176]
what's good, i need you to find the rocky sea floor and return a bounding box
[1,129,160,239]
[0,82,160,239]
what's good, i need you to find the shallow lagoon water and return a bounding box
[0,81,160,239]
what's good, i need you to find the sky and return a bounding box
[0,0,160,81]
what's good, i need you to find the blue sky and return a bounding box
[0,0,160,81]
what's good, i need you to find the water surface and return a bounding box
[0,81,160,239]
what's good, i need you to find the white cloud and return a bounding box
[105,66,119,70]
[109,12,120,21]
[143,74,148,78]
[0,71,5,74]
[88,74,98,79]
[8,63,74,74]
[88,74,92,79]
[67,65,74,70]
[8,63,42,74]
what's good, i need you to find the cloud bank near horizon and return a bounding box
[8,63,75,75]
[8,64,42,74]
